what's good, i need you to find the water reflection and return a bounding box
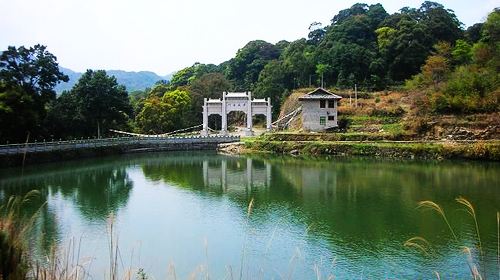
[139,154,500,277]
[0,162,133,221]
[139,154,499,243]
[0,159,133,256]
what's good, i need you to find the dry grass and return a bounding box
[0,190,42,280]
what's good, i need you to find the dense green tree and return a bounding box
[378,2,462,81]
[0,45,68,102]
[129,89,148,117]
[169,63,220,89]
[48,70,133,138]
[281,39,315,88]
[187,72,232,126]
[147,82,171,98]
[254,60,288,116]
[0,45,68,142]
[417,1,463,44]
[307,22,326,45]
[225,40,281,90]
[407,8,499,114]
[452,39,473,65]
[465,23,484,43]
[135,89,191,133]
[44,90,83,139]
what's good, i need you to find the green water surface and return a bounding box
[0,152,499,279]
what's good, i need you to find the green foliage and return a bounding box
[254,60,287,116]
[0,45,68,142]
[375,27,397,50]
[169,63,219,89]
[421,54,450,85]
[135,89,191,133]
[46,70,133,138]
[431,65,499,113]
[401,8,500,114]
[225,40,281,90]
[281,39,315,88]
[452,39,472,65]
[187,72,231,126]
[465,23,484,43]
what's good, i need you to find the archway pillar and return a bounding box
[201,98,209,136]
[221,92,228,136]
[245,91,254,136]
[266,97,272,131]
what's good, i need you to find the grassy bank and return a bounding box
[239,134,500,161]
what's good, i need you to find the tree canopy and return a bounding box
[46,70,133,138]
[0,45,68,142]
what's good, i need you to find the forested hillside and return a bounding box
[0,1,498,142]
[55,67,172,93]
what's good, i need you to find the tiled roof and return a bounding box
[298,88,342,100]
[225,92,249,98]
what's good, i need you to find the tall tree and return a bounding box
[135,89,191,133]
[225,40,281,90]
[70,70,132,137]
[255,60,288,116]
[187,72,232,126]
[0,45,68,142]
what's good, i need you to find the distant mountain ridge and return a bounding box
[55,67,173,93]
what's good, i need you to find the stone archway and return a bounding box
[201,92,272,136]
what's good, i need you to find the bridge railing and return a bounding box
[0,135,240,155]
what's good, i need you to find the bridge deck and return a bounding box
[0,135,240,155]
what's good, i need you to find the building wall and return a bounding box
[301,100,338,131]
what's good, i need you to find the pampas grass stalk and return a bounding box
[404,236,431,256]
[456,197,483,255]
[417,200,458,241]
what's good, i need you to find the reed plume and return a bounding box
[417,200,457,241]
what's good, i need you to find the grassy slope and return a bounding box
[278,88,499,140]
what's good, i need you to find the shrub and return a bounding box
[337,116,351,130]
[430,65,499,113]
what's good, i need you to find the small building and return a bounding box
[299,88,342,131]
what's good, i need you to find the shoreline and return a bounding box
[219,137,500,161]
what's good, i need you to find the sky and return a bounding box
[0,0,498,76]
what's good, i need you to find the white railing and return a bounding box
[0,135,240,155]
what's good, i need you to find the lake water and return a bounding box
[0,152,499,279]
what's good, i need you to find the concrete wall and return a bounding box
[301,100,338,131]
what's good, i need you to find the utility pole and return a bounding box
[309,75,312,87]
[355,84,358,108]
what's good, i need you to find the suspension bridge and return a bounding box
[0,106,301,158]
